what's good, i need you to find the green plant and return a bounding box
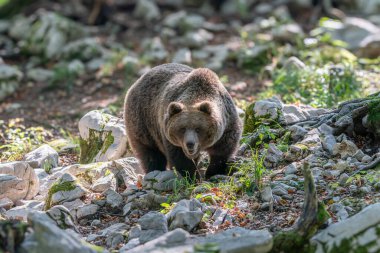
[160,202,175,214]
[47,61,84,93]
[169,171,198,202]
[0,119,52,162]
[262,63,362,107]
[230,149,267,192]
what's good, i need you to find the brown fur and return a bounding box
[124,63,242,178]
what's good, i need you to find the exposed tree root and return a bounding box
[270,162,330,253]
[351,157,380,176]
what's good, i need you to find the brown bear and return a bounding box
[124,63,242,179]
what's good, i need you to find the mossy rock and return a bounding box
[44,179,77,210]
[243,101,283,135]
[79,129,114,164]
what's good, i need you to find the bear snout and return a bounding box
[183,130,199,158]
[186,141,195,151]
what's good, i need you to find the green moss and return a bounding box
[368,98,380,125]
[316,203,330,225]
[243,102,282,135]
[270,201,330,253]
[0,220,28,253]
[100,132,114,155]
[44,180,76,210]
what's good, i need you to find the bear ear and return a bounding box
[168,102,184,117]
[198,101,213,115]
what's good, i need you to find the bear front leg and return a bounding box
[205,155,231,179]
[206,128,241,179]
[164,142,198,178]
[132,144,167,173]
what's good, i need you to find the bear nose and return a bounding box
[186,141,195,151]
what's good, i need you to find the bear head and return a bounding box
[164,101,225,159]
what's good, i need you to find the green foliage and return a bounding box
[160,202,175,214]
[0,0,8,6]
[231,149,267,191]
[261,63,362,107]
[0,119,52,162]
[47,61,84,93]
[170,171,198,202]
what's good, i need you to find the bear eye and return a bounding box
[195,128,201,133]
[180,127,186,133]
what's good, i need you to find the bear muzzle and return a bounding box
[183,130,200,159]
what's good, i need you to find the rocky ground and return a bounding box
[1,0,380,253]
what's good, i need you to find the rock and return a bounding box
[272,185,288,196]
[349,184,358,194]
[272,23,304,42]
[5,200,44,221]
[167,198,204,232]
[137,211,168,244]
[358,34,380,58]
[359,186,371,194]
[125,190,168,211]
[334,161,349,172]
[338,173,349,186]
[46,205,77,230]
[0,63,23,101]
[172,48,192,64]
[212,208,228,227]
[91,174,116,193]
[75,204,99,220]
[126,228,191,253]
[87,223,129,245]
[26,68,54,82]
[354,150,366,161]
[106,229,125,249]
[203,44,229,71]
[120,238,140,251]
[21,211,102,253]
[0,162,39,202]
[284,163,298,175]
[134,0,161,22]
[182,29,213,48]
[282,56,306,71]
[62,38,106,62]
[336,207,349,221]
[61,198,85,212]
[197,227,273,253]
[163,11,204,32]
[322,134,336,155]
[46,173,87,209]
[300,129,321,145]
[78,110,128,163]
[25,144,59,171]
[284,144,309,162]
[322,17,380,50]
[288,125,308,142]
[143,37,168,61]
[11,12,87,59]
[265,144,283,167]
[311,203,380,253]
[143,170,178,191]
[332,140,358,159]
[361,155,372,163]
[0,197,13,210]
[253,97,283,121]
[105,189,123,208]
